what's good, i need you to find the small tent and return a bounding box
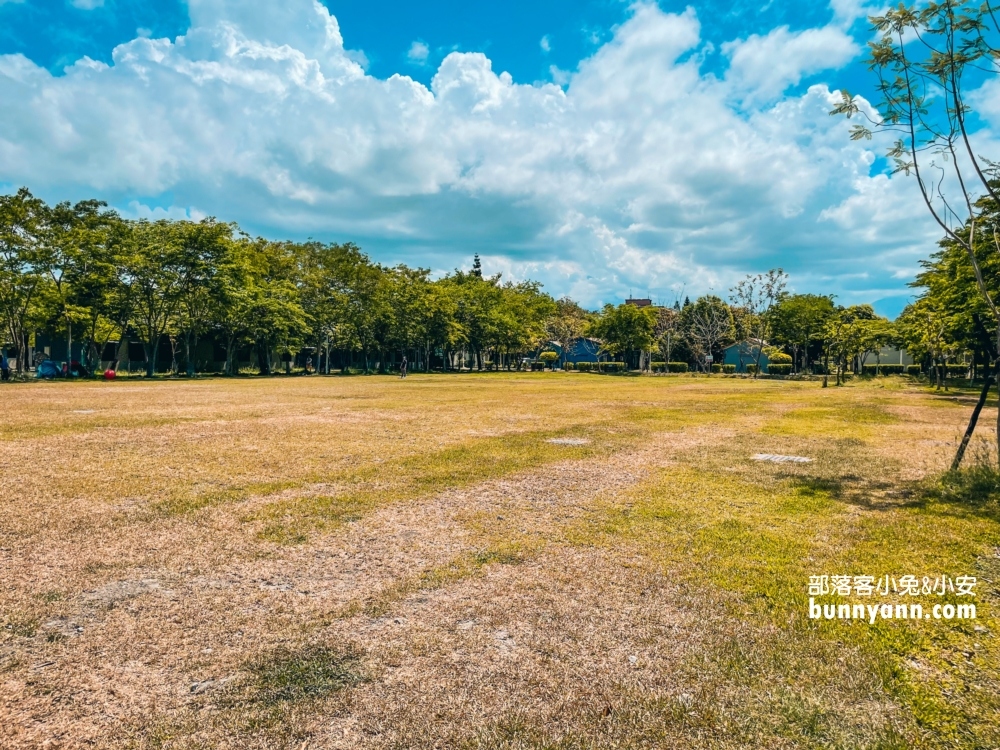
[36,360,61,379]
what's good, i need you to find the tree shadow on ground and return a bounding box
[924,383,999,407]
[784,470,1000,525]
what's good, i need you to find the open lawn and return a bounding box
[1,374,998,749]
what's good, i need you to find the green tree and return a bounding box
[39,199,121,372]
[121,221,190,377]
[768,294,836,374]
[587,303,656,370]
[174,220,233,376]
[898,299,962,390]
[823,305,878,387]
[0,189,51,374]
[833,1,1000,461]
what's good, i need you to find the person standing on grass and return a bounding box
[0,350,8,381]
[400,356,408,379]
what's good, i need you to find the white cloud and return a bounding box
[540,35,551,53]
[0,0,950,309]
[829,0,884,27]
[547,65,570,86]
[70,0,105,9]
[407,41,430,65]
[723,25,860,103]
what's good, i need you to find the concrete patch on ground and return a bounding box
[753,454,813,464]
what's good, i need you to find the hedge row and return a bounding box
[652,362,690,373]
[563,360,975,379]
[862,364,907,376]
[573,361,627,373]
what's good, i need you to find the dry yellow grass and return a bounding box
[0,373,996,749]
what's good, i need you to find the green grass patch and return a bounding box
[567,443,1000,748]
[235,644,362,706]
[252,407,683,544]
[762,403,900,438]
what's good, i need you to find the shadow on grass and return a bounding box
[785,453,1000,524]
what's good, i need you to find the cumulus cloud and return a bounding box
[540,35,551,53]
[723,24,860,104]
[0,0,949,309]
[70,0,105,9]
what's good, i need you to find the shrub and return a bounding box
[746,364,758,375]
[539,351,559,365]
[651,363,666,373]
[563,362,575,371]
[601,362,626,373]
[907,365,922,376]
[667,362,688,373]
[576,361,593,372]
[946,364,969,378]
[768,364,792,375]
[770,352,793,365]
[723,364,736,374]
[711,363,723,374]
[530,362,545,371]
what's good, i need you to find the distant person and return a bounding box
[400,356,408,379]
[305,356,313,374]
[0,351,9,381]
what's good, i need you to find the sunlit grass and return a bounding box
[2,372,997,749]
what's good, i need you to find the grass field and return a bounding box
[1,373,998,749]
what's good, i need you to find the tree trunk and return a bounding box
[226,336,239,375]
[185,332,195,377]
[144,335,157,377]
[952,363,993,471]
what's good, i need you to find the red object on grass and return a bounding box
[103,369,116,380]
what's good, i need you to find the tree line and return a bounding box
[2,186,991,384]
[0,189,561,376]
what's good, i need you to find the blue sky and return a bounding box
[0,1,851,83]
[1,0,986,317]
